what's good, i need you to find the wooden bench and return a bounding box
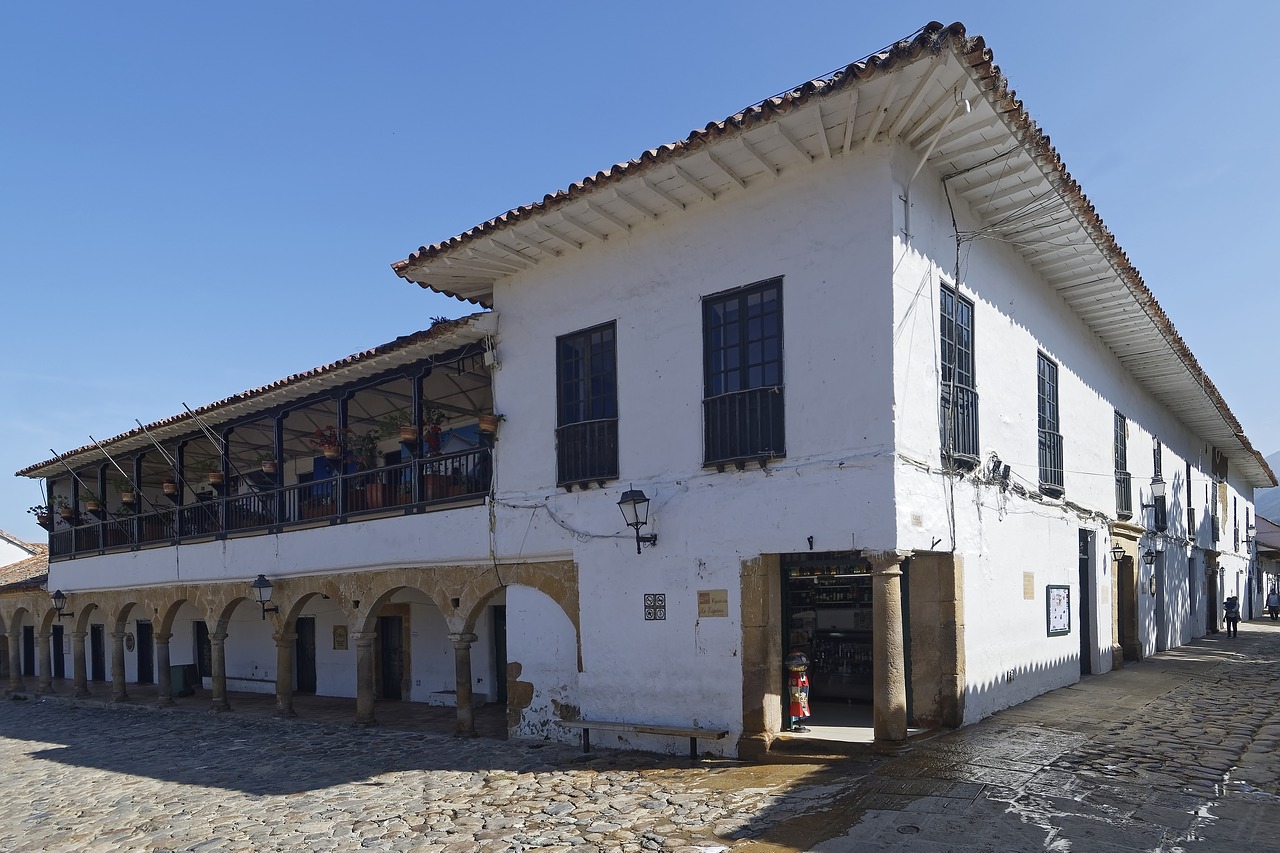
[556,720,729,760]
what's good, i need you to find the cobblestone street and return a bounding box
[4,621,1280,852]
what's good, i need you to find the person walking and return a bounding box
[1267,588,1280,621]
[1223,595,1241,637]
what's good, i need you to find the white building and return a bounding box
[8,22,1273,757]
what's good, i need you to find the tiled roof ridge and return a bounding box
[392,21,965,282]
[15,314,488,478]
[391,20,1275,487]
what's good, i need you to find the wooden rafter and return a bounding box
[704,149,746,190]
[885,54,946,140]
[610,188,659,220]
[642,176,686,211]
[739,135,779,178]
[861,78,902,147]
[811,103,832,158]
[842,88,859,154]
[558,211,609,242]
[774,120,814,163]
[672,163,716,201]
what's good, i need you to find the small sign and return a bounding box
[1047,585,1071,636]
[124,632,135,653]
[1023,572,1035,600]
[644,593,666,621]
[697,589,729,618]
[333,625,349,650]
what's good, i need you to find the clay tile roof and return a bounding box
[0,544,48,594]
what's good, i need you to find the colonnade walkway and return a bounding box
[15,677,509,740]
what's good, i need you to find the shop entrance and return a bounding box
[781,552,874,741]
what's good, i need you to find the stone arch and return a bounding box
[111,601,141,634]
[457,561,580,669]
[72,602,100,634]
[353,580,446,636]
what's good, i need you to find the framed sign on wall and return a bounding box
[1046,585,1071,636]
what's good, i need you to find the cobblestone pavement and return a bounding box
[4,621,1280,851]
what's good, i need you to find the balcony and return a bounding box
[941,384,980,466]
[1114,470,1132,519]
[556,418,619,488]
[1038,429,1064,496]
[49,447,491,561]
[703,386,785,469]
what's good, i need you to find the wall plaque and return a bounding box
[333,625,349,650]
[697,589,729,617]
[644,593,666,621]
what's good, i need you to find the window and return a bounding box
[1036,353,1063,495]
[703,278,784,467]
[1114,411,1131,518]
[556,322,618,487]
[940,286,979,465]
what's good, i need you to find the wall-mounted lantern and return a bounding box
[1110,546,1125,562]
[50,589,74,621]
[251,574,280,620]
[1142,549,1157,566]
[617,487,657,555]
[1140,477,1166,512]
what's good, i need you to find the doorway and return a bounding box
[90,625,106,681]
[1206,567,1219,634]
[1119,556,1139,661]
[194,621,211,679]
[22,626,34,677]
[377,615,404,700]
[780,552,875,741]
[492,605,507,704]
[52,625,65,679]
[1078,530,1093,675]
[295,617,317,694]
[136,621,154,684]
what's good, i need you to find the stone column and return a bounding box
[352,631,378,727]
[274,631,297,718]
[71,631,89,698]
[36,631,52,695]
[7,630,24,694]
[210,631,230,712]
[870,550,909,743]
[154,631,173,707]
[450,632,478,738]
[110,630,129,702]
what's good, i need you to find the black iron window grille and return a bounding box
[703,278,784,468]
[940,286,979,465]
[1114,411,1131,518]
[1037,353,1064,495]
[556,322,619,487]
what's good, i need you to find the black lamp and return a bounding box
[1140,477,1166,511]
[251,574,280,620]
[51,589,73,621]
[617,487,657,554]
[1142,549,1157,566]
[1110,545,1125,562]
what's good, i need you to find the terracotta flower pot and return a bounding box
[478,414,499,435]
[323,447,341,460]
[121,492,135,504]
[35,513,51,529]
[163,482,178,495]
[85,500,101,512]
[58,507,74,520]
[399,426,419,443]
[261,461,278,474]
[208,472,225,485]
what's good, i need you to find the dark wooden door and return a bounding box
[295,617,317,694]
[378,615,403,700]
[136,621,153,684]
[21,626,34,677]
[1078,531,1092,675]
[492,605,507,704]
[194,621,211,678]
[52,625,65,678]
[90,625,106,681]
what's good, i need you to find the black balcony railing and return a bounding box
[1115,470,1132,518]
[556,418,619,487]
[1038,429,1064,495]
[941,385,980,463]
[47,447,491,561]
[704,386,785,468]
[1211,513,1220,544]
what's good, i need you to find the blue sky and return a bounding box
[2,2,1277,538]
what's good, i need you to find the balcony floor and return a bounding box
[21,678,508,740]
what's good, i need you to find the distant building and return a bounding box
[8,22,1274,755]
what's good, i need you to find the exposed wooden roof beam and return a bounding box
[585,200,632,234]
[611,188,659,220]
[861,79,902,147]
[558,211,608,242]
[841,89,859,154]
[672,163,717,201]
[490,235,546,262]
[642,176,687,211]
[973,180,1045,211]
[774,120,814,163]
[704,149,747,190]
[811,103,832,158]
[933,113,1002,154]
[885,54,945,139]
[739,135,779,178]
[452,253,522,275]
[530,220,583,251]
[467,245,530,271]
[904,85,963,146]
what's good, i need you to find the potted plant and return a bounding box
[350,429,381,470]
[111,476,136,505]
[191,457,224,485]
[79,487,103,513]
[478,412,503,436]
[423,404,447,456]
[308,425,349,460]
[162,478,179,496]
[379,408,418,443]
[27,504,51,530]
[256,452,278,475]
[51,495,73,520]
